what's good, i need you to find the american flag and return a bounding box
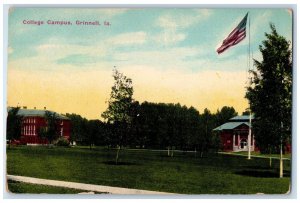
[217,13,248,54]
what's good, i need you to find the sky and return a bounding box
[7,7,293,119]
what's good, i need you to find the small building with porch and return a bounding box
[213,115,256,152]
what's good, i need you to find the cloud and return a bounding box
[32,31,148,66]
[35,41,108,65]
[156,9,213,29]
[152,31,186,46]
[251,11,272,37]
[154,9,213,46]
[56,54,101,66]
[112,46,205,70]
[107,31,147,46]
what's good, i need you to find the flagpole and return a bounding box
[247,12,252,160]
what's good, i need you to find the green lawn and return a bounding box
[230,151,291,159]
[7,180,93,194]
[6,146,291,194]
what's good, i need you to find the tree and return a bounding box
[245,24,292,178]
[101,68,134,164]
[199,108,214,157]
[216,106,238,126]
[66,113,88,145]
[185,106,202,156]
[7,107,23,147]
[87,119,106,149]
[43,111,61,144]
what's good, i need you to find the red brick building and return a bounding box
[213,115,257,152]
[14,108,71,145]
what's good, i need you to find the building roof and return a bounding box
[229,115,255,122]
[8,108,69,120]
[213,122,249,131]
[213,115,254,131]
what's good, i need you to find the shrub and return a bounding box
[55,137,70,147]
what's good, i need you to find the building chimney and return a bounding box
[23,106,27,109]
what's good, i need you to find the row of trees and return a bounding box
[8,102,238,155]
[68,104,238,151]
[66,113,107,148]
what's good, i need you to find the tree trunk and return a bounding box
[194,147,197,158]
[115,145,121,165]
[167,146,170,156]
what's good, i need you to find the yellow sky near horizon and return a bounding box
[7,66,249,120]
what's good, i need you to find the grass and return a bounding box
[7,180,100,194]
[6,146,291,194]
[230,151,291,159]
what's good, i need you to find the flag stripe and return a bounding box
[216,30,246,54]
[216,13,248,54]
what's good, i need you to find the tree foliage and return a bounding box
[101,68,135,164]
[42,111,61,144]
[66,113,88,144]
[66,113,107,148]
[65,104,237,156]
[216,106,238,126]
[101,68,135,147]
[101,68,134,124]
[7,107,23,144]
[245,24,292,153]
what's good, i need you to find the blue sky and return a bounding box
[7,8,293,119]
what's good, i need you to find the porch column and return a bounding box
[253,134,255,151]
[233,133,235,150]
[238,133,240,149]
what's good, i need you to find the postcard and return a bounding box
[5,6,293,196]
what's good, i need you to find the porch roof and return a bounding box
[213,122,249,131]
